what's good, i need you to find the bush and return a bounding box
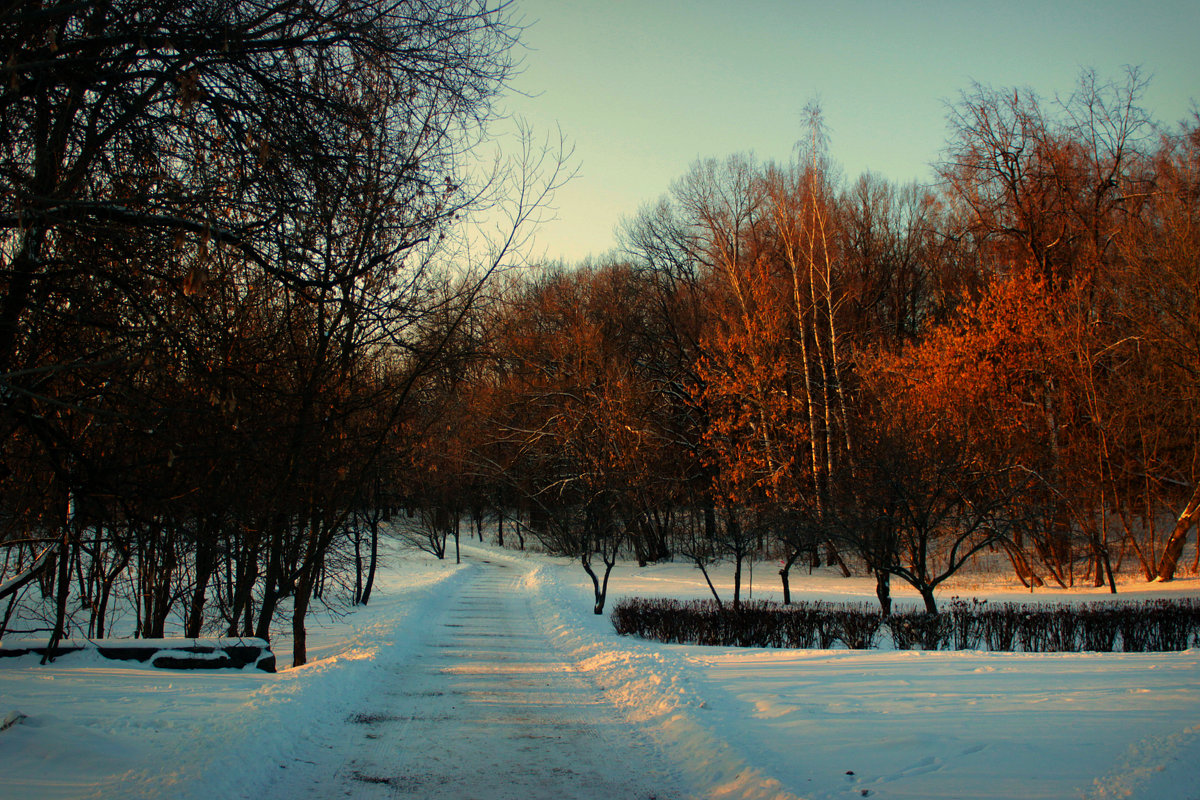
[611,596,1200,653]
[887,611,949,650]
[611,598,879,649]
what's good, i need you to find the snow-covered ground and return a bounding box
[2,540,1198,799]
[0,549,469,799]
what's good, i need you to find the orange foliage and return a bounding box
[864,267,1065,459]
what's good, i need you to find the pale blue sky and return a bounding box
[498,0,1199,263]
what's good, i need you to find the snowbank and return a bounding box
[0,638,274,671]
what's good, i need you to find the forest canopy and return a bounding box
[469,70,1199,614]
[2,13,1196,663]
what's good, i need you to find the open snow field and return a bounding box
[2,540,1198,799]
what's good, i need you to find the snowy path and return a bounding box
[264,557,687,799]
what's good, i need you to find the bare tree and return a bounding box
[0,1,569,663]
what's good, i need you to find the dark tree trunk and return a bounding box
[255,571,281,641]
[186,529,217,638]
[732,554,743,610]
[875,569,892,616]
[292,573,312,667]
[353,524,363,603]
[919,585,937,615]
[360,513,380,605]
[44,531,72,663]
[255,521,287,641]
[779,549,802,605]
[581,553,617,615]
[147,527,177,639]
[228,542,259,637]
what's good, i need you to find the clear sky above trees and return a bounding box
[499,0,1199,263]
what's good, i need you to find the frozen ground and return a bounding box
[1,540,1198,799]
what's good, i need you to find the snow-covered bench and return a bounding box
[0,638,275,672]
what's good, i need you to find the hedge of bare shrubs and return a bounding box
[610,597,1200,653]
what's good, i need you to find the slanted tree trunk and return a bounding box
[825,538,852,577]
[1156,483,1200,581]
[1003,538,1044,589]
[2,545,57,640]
[0,545,57,605]
[691,557,723,609]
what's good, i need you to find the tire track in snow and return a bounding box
[264,559,686,799]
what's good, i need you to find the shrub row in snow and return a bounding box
[610,597,1200,653]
